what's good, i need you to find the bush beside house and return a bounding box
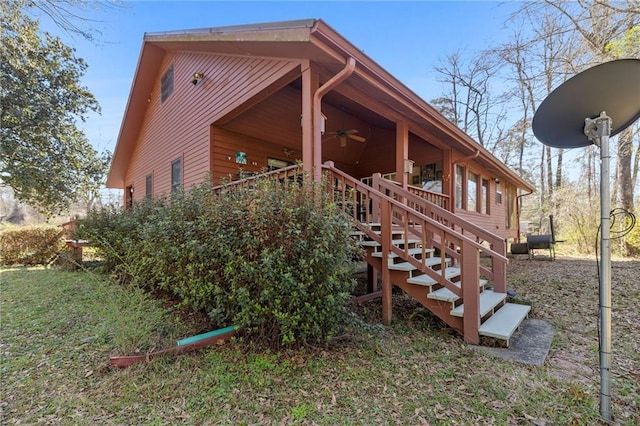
[80,175,359,348]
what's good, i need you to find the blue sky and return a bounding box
[36,1,522,155]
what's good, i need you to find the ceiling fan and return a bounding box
[323,129,366,147]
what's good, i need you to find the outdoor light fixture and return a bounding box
[191,72,203,85]
[301,113,326,134]
[403,159,414,174]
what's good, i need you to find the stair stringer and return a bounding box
[365,254,464,333]
[390,269,464,333]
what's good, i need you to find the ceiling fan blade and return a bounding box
[345,129,359,135]
[323,135,337,142]
[340,136,347,147]
[348,134,366,142]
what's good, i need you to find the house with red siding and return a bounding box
[107,19,535,346]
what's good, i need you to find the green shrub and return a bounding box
[80,173,359,348]
[0,225,66,266]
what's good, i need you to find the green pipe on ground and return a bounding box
[176,325,241,346]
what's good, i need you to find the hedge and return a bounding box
[80,173,360,348]
[0,225,66,266]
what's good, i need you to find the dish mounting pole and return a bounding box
[584,111,612,422]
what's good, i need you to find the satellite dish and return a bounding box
[532,58,640,423]
[532,59,640,148]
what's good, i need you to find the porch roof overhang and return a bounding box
[107,19,534,193]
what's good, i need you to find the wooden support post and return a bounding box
[367,263,375,293]
[395,121,409,189]
[301,62,318,176]
[381,201,392,326]
[461,240,480,344]
[371,173,382,223]
[493,239,507,293]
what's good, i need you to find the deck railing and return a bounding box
[322,162,508,343]
[406,185,450,210]
[370,174,507,293]
[211,164,303,193]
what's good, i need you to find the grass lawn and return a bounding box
[1,258,638,424]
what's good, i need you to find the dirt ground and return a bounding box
[506,255,639,418]
[354,253,640,421]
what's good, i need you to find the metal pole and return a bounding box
[587,112,612,422]
[599,128,612,422]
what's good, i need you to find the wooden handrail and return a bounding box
[406,185,450,209]
[322,162,505,296]
[371,173,507,293]
[211,164,303,193]
[379,177,503,249]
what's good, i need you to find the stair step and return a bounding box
[361,222,381,228]
[427,286,460,302]
[351,229,405,238]
[361,238,421,248]
[388,257,449,271]
[426,274,487,301]
[450,289,506,318]
[407,267,460,286]
[479,303,531,344]
[371,247,434,259]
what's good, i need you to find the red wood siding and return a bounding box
[124,51,300,201]
[211,127,299,184]
[450,151,514,239]
[223,85,303,150]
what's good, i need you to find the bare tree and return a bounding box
[20,0,121,42]
[432,51,505,148]
[521,0,640,212]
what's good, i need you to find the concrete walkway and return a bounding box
[471,319,555,366]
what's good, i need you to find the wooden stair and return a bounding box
[353,222,530,347]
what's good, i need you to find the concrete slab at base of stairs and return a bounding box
[470,319,555,366]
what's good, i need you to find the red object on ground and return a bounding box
[109,327,239,368]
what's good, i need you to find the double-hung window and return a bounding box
[171,158,182,193]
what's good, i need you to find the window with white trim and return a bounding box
[455,165,464,209]
[171,158,182,193]
[467,171,478,212]
[161,64,174,103]
[481,178,489,214]
[145,174,153,199]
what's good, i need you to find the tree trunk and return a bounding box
[616,127,634,211]
[586,146,594,205]
[555,149,563,189]
[540,148,546,208]
[546,146,553,204]
[632,131,640,208]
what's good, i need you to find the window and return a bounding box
[467,172,478,212]
[145,174,153,199]
[171,158,182,193]
[267,158,293,171]
[455,165,464,209]
[161,64,174,103]
[496,181,503,204]
[481,179,489,214]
